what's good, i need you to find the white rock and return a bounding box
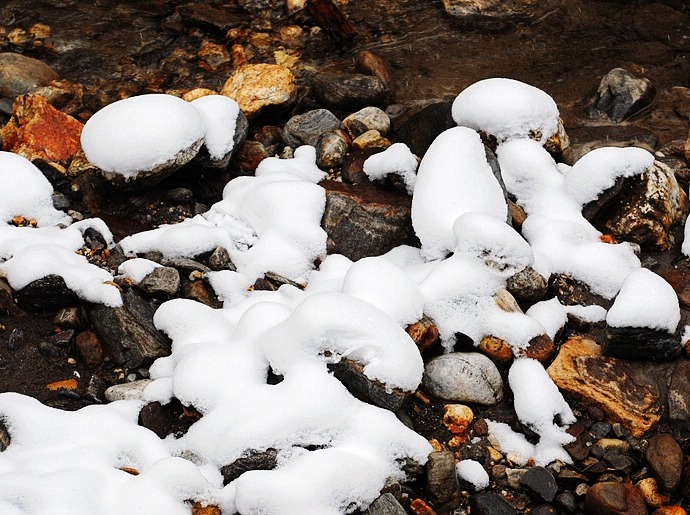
[422,352,503,405]
[104,379,153,402]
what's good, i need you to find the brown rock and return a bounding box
[479,335,513,366]
[181,279,222,309]
[646,434,683,492]
[443,404,473,445]
[357,50,395,94]
[0,52,60,98]
[75,330,104,368]
[46,379,78,391]
[1,94,83,164]
[661,269,690,310]
[197,41,231,72]
[221,64,297,118]
[584,481,648,515]
[547,337,664,437]
[236,140,269,174]
[652,507,688,515]
[352,130,391,150]
[191,502,222,515]
[321,181,417,261]
[406,316,440,354]
[636,478,670,509]
[520,333,556,363]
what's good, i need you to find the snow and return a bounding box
[456,460,490,490]
[81,94,206,179]
[411,126,508,260]
[452,77,560,144]
[363,142,419,194]
[0,75,670,512]
[606,267,680,333]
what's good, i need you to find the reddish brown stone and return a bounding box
[479,335,514,366]
[46,379,78,391]
[1,94,83,163]
[646,434,684,491]
[520,333,556,363]
[75,330,104,368]
[661,268,690,310]
[584,482,648,515]
[406,316,440,353]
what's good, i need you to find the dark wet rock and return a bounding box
[342,106,390,138]
[177,2,243,32]
[89,290,171,370]
[312,73,393,111]
[555,491,577,513]
[340,148,376,185]
[584,481,647,515]
[0,53,60,98]
[583,161,688,252]
[75,330,104,368]
[634,3,690,51]
[138,266,181,297]
[548,274,614,310]
[221,448,279,485]
[15,274,79,312]
[236,140,269,173]
[589,421,612,439]
[0,278,22,317]
[426,450,461,512]
[52,191,70,210]
[423,352,503,405]
[363,492,406,515]
[138,399,197,439]
[54,306,86,330]
[531,506,558,515]
[38,340,61,357]
[253,125,285,156]
[84,373,108,403]
[587,68,656,123]
[193,109,249,171]
[316,131,350,169]
[181,279,223,309]
[283,108,341,147]
[327,357,410,411]
[6,328,25,350]
[520,333,556,363]
[162,258,211,275]
[164,187,194,204]
[520,466,558,503]
[603,325,681,361]
[506,266,548,306]
[356,51,395,96]
[561,125,658,166]
[646,434,683,491]
[661,269,690,310]
[547,337,666,438]
[668,361,690,423]
[469,492,517,515]
[603,451,633,474]
[386,99,454,158]
[442,0,543,31]
[321,181,417,261]
[208,246,234,271]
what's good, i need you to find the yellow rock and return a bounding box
[221,63,296,119]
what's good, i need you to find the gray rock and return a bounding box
[15,274,79,312]
[386,99,455,158]
[604,325,681,360]
[507,266,548,306]
[316,131,349,169]
[442,0,543,31]
[422,352,504,405]
[363,493,406,515]
[312,73,393,111]
[88,290,171,369]
[321,181,417,261]
[669,361,690,423]
[426,450,461,512]
[51,191,70,210]
[283,108,341,147]
[209,246,235,271]
[162,258,211,275]
[0,52,60,98]
[342,106,390,138]
[221,448,278,485]
[470,492,517,515]
[104,379,153,402]
[138,266,180,297]
[520,467,558,503]
[587,68,656,123]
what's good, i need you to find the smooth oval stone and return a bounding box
[422,352,504,405]
[0,52,59,98]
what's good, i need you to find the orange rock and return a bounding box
[520,333,556,363]
[75,330,104,368]
[409,498,437,515]
[1,94,83,163]
[221,63,297,118]
[406,316,440,353]
[443,404,474,443]
[479,335,513,365]
[46,379,78,391]
[652,506,688,515]
[190,501,222,515]
[118,467,139,475]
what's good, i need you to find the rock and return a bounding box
[441,0,541,30]
[0,53,60,98]
[363,492,407,515]
[1,94,83,164]
[668,360,690,423]
[0,278,22,317]
[138,266,180,297]
[162,258,211,275]
[181,279,222,309]
[594,438,631,456]
[208,246,234,271]
[469,492,517,515]
[547,337,665,437]
[548,273,613,311]
[75,330,104,368]
[634,3,690,51]
[328,357,411,411]
[340,148,376,185]
[584,161,688,252]
[646,434,683,491]
[343,106,390,139]
[283,108,341,147]
[531,506,558,515]
[221,64,297,118]
[138,399,198,439]
[221,448,279,485]
[0,418,10,451]
[603,451,633,474]
[46,379,77,391]
[587,68,656,123]
[14,274,79,311]
[651,507,688,515]
[636,478,670,509]
[176,2,243,32]
[604,326,680,361]
[321,181,417,261]
[387,99,455,158]
[6,328,25,350]
[561,125,658,166]
[426,450,461,512]
[352,129,391,150]
[406,316,440,354]
[584,482,648,515]
[521,333,556,363]
[236,140,269,173]
[54,306,86,330]
[316,131,349,169]
[506,266,548,306]
[190,104,249,170]
[88,290,171,370]
[520,467,558,503]
[197,40,231,72]
[661,269,690,310]
[312,73,393,111]
[479,335,513,365]
[104,379,152,402]
[443,404,473,445]
[423,352,504,405]
[356,51,395,95]
[164,187,193,204]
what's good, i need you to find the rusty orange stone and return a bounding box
[409,498,437,515]
[599,234,618,244]
[46,379,78,391]
[190,501,222,515]
[0,94,83,163]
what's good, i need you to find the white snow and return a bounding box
[452,77,560,144]
[411,126,508,260]
[363,142,419,194]
[0,75,669,513]
[81,94,206,179]
[606,267,680,333]
[456,460,490,490]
